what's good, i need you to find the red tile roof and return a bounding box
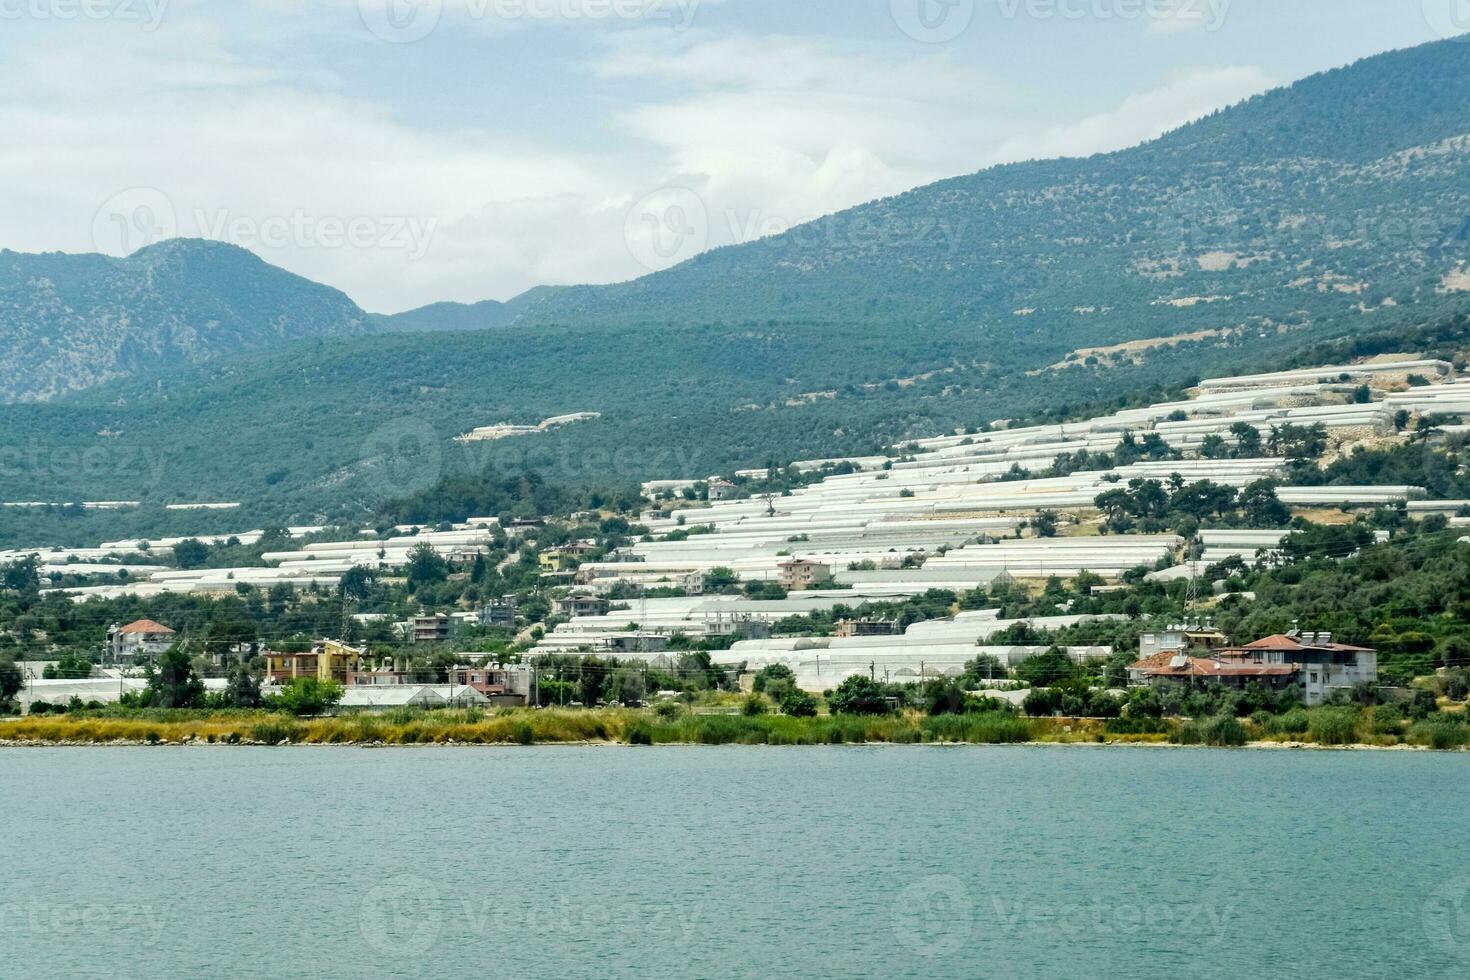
[1229,634,1374,653]
[1129,650,1297,679]
[118,619,175,635]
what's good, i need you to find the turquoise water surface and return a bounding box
[4,745,1469,978]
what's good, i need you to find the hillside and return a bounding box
[372,299,517,333]
[0,240,372,402]
[5,39,1470,541]
[493,41,1470,337]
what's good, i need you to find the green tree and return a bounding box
[172,538,211,569]
[146,646,205,709]
[1,556,40,593]
[0,653,23,705]
[703,567,740,592]
[608,667,647,706]
[226,663,262,708]
[961,654,1007,685]
[267,677,343,716]
[339,565,378,603]
[405,543,450,591]
[779,688,818,717]
[1014,648,1076,687]
[827,675,891,715]
[1230,422,1263,457]
[1239,480,1290,528]
[752,663,795,694]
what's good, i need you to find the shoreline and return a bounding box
[3,708,1465,752]
[0,735,1457,752]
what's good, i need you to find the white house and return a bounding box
[107,620,177,663]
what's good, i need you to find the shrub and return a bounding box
[741,695,769,716]
[827,676,890,716]
[779,689,818,717]
[513,721,535,745]
[1269,708,1310,735]
[751,664,794,694]
[265,678,344,717]
[625,722,653,746]
[1106,715,1170,736]
[1307,708,1360,746]
[923,712,1033,744]
[1409,718,1470,750]
[251,719,304,746]
[1022,688,1061,717]
[1370,704,1405,736]
[1174,715,1246,747]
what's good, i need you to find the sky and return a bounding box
[0,0,1465,313]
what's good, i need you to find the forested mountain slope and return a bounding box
[0,240,372,402]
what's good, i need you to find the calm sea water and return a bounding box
[4,745,1469,979]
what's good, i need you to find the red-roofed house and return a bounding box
[1129,629,1376,705]
[107,619,177,664]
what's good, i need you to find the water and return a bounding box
[4,744,1469,979]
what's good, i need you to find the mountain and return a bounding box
[5,39,1470,543]
[373,299,518,333]
[0,239,373,402]
[495,40,1470,335]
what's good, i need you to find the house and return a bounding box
[411,614,461,644]
[707,478,738,501]
[449,663,532,706]
[346,665,415,687]
[555,591,610,619]
[1128,629,1376,705]
[265,640,367,684]
[834,619,897,638]
[704,613,773,640]
[777,559,832,592]
[539,549,580,573]
[604,633,670,654]
[478,596,519,628]
[1137,625,1230,660]
[106,620,176,663]
[1215,632,1378,706]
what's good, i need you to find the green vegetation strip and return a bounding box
[4,704,1468,749]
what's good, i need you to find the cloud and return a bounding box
[1145,0,1232,34]
[984,65,1276,162]
[0,8,1274,311]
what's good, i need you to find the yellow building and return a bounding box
[265,640,366,684]
[539,549,573,573]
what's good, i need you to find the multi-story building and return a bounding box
[411,615,461,644]
[265,640,366,684]
[106,620,177,664]
[478,596,519,628]
[834,619,898,638]
[555,591,610,618]
[777,559,832,592]
[449,663,532,705]
[1128,629,1376,706]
